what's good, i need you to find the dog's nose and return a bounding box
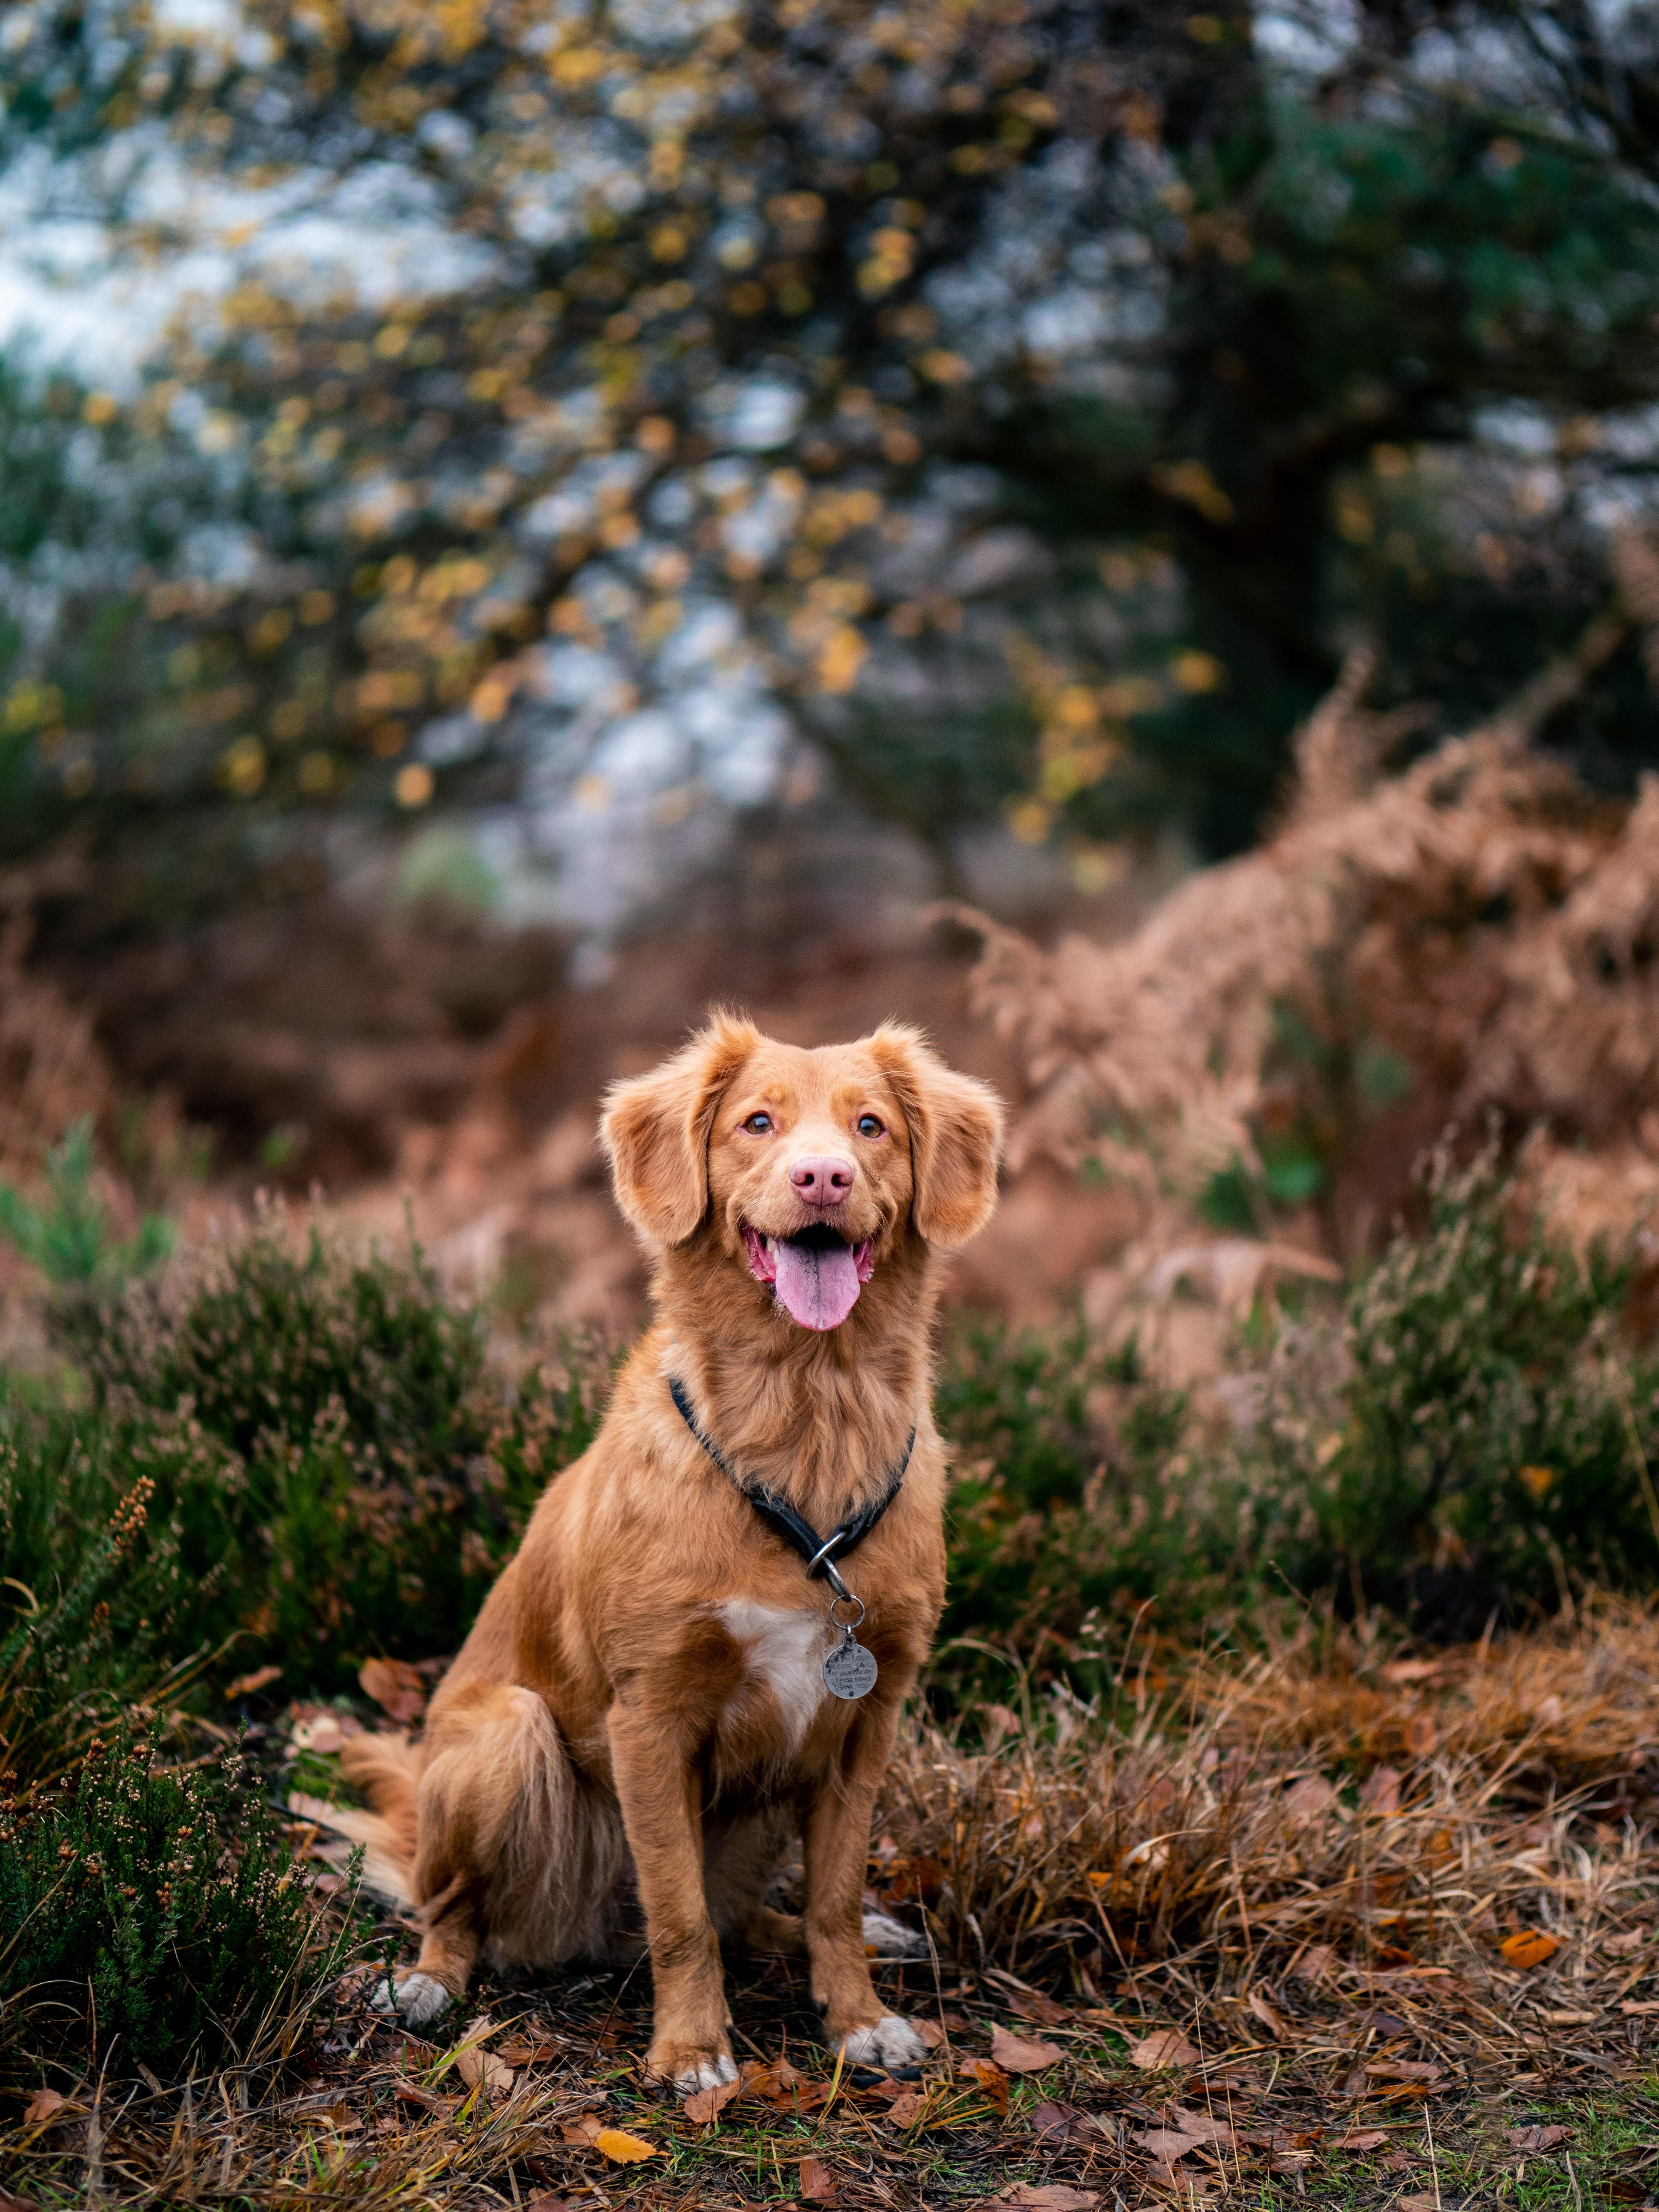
[789,1154,855,1208]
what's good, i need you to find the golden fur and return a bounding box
[334,1014,1004,2087]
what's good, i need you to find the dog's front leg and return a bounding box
[803,1701,929,2070]
[608,1700,737,2092]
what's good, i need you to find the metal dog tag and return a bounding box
[824,1627,879,1700]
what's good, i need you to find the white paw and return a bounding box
[368,1969,453,2027]
[673,2051,739,2093]
[862,1909,929,1959]
[839,2014,928,2069]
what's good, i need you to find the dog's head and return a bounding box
[601,1013,1004,1332]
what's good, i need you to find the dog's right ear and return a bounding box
[600,1011,760,1245]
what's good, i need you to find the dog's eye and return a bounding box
[856,1114,884,1138]
[743,1112,773,1134]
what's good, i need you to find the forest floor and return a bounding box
[7,1616,1659,2211]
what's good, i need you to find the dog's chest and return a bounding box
[712,1599,827,1747]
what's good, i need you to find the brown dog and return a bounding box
[332,1013,1003,2087]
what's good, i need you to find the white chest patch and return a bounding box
[713,1600,827,1746]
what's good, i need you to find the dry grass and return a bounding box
[8,1611,1659,2209]
[884,1603,1659,2007]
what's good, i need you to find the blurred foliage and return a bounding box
[0,1118,172,1289]
[0,0,1655,928]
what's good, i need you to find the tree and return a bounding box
[0,0,1656,943]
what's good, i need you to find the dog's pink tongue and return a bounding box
[773,1237,862,1331]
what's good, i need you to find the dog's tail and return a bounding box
[289,1731,423,1910]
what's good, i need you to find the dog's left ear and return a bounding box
[869,1025,1005,1249]
[601,1010,760,1244]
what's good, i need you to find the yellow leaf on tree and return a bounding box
[593,2127,658,2162]
[1500,1930,1561,1970]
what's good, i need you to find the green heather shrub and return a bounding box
[0,1397,239,1790]
[1256,1144,1659,1632]
[934,1321,1245,1668]
[0,1735,347,2074]
[23,1212,605,1696]
[934,1148,1659,1661]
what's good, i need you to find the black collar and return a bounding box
[667,1376,913,1602]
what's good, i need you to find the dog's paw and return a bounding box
[861,1909,929,1959]
[838,2015,929,2069]
[648,2042,739,2093]
[368,1969,453,2028]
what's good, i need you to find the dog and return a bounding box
[329,1012,1003,2089]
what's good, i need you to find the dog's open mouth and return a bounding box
[742,1222,876,1332]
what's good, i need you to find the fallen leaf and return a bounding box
[682,2076,742,2124]
[496,2035,561,2066]
[1292,1942,1340,1983]
[1128,2029,1200,2069]
[22,2090,69,2127]
[798,2154,838,2203]
[592,2127,657,2163]
[861,2077,912,2103]
[523,2197,576,2212]
[990,2023,1064,2072]
[225,1662,282,1700]
[1031,2101,1107,2145]
[1396,2196,1439,2212]
[1166,2106,1234,2145]
[455,2046,515,2100]
[978,2189,1099,2212]
[1604,1928,1650,1955]
[359,1656,428,1723]
[966,2058,1010,2113]
[561,2113,606,2146]
[0,2188,44,2212]
[290,1711,346,1755]
[1500,1930,1561,1970]
[913,2018,948,2048]
[393,2080,450,2111]
[1247,1990,1289,2040]
[1364,2060,1443,2082]
[885,2089,923,2126]
[741,2057,826,2110]
[1335,2129,1390,2151]
[1000,1984,1073,2026]
[308,2101,360,2130]
[1381,1658,1440,1682]
[1508,2123,1570,2151]
[1137,2129,1204,2161]
[1358,1765,1402,1814]
[1283,1774,1338,1819]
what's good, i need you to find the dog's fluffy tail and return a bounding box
[289,1731,422,1909]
